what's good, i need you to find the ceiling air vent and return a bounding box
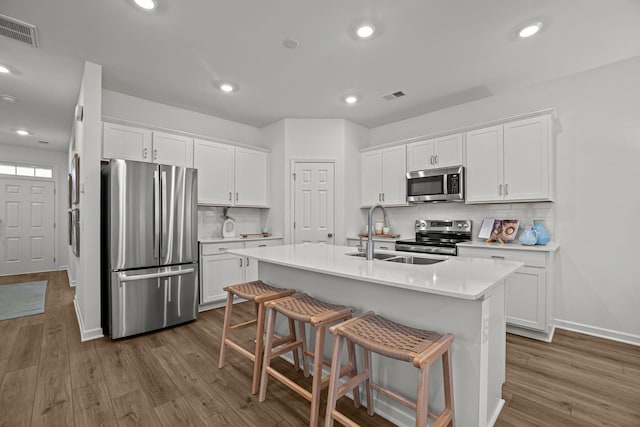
[0,14,38,47]
[382,91,406,101]
[38,140,49,145]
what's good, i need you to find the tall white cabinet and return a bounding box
[193,139,269,207]
[361,145,407,207]
[466,115,552,203]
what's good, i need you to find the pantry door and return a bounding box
[0,178,55,275]
[293,162,335,244]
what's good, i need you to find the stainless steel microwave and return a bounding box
[406,165,465,203]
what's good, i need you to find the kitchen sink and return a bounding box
[384,256,445,265]
[345,252,398,260]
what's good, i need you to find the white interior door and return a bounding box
[293,162,335,244]
[0,178,55,275]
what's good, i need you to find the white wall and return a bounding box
[369,56,640,344]
[71,61,103,341]
[0,144,69,270]
[260,120,286,237]
[102,90,262,147]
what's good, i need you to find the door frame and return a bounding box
[289,159,340,245]
[0,174,57,275]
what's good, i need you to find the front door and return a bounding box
[0,178,55,274]
[293,162,335,244]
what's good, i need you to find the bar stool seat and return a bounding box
[218,280,296,395]
[325,312,455,427]
[259,293,359,427]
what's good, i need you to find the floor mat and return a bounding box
[0,281,47,321]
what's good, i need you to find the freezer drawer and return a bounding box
[108,263,198,339]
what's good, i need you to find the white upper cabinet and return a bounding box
[102,123,152,162]
[152,131,194,167]
[234,147,268,207]
[103,123,193,167]
[193,140,235,205]
[193,140,269,207]
[466,115,552,204]
[407,133,464,172]
[361,145,407,207]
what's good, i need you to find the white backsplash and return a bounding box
[359,202,556,243]
[198,207,264,239]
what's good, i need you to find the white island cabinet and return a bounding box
[228,244,522,427]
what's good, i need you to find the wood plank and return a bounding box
[0,318,23,361]
[37,308,69,382]
[31,373,74,427]
[69,348,105,389]
[95,342,140,399]
[0,365,38,427]
[153,396,206,427]
[112,388,161,427]
[73,380,118,427]
[5,323,44,372]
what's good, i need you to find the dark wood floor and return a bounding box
[0,271,639,426]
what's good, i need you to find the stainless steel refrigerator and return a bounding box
[101,159,198,339]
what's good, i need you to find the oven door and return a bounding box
[406,166,464,203]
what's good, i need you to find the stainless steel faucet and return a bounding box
[366,204,390,260]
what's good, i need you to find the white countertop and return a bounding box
[457,240,560,252]
[227,244,522,301]
[346,235,399,241]
[199,235,283,244]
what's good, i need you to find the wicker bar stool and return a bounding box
[259,293,360,427]
[325,312,455,427]
[218,280,297,395]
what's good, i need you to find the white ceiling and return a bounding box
[1,0,640,152]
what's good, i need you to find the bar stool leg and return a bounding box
[324,334,345,427]
[259,306,277,403]
[309,324,327,427]
[415,366,430,427]
[363,348,374,416]
[250,302,266,394]
[289,318,301,371]
[443,348,455,427]
[347,340,361,408]
[218,291,234,369]
[298,320,310,377]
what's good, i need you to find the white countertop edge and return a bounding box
[227,245,523,301]
[346,236,400,241]
[457,241,559,252]
[199,235,284,244]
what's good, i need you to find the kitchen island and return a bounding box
[227,244,522,427]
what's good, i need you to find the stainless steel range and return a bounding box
[395,220,472,256]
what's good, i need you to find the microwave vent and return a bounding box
[383,90,406,101]
[0,14,38,47]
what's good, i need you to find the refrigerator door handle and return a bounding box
[153,170,160,258]
[161,170,168,260]
[118,268,195,283]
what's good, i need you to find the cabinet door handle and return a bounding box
[239,258,243,267]
[505,183,509,195]
[258,244,267,247]
[246,257,250,266]
[499,184,503,196]
[379,246,389,250]
[491,255,505,260]
[153,149,158,161]
[143,147,148,159]
[429,155,434,165]
[382,193,385,202]
[435,154,439,164]
[235,192,239,202]
[228,192,232,201]
[219,247,227,252]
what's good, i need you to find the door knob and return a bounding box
[327,233,333,238]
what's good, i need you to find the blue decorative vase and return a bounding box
[533,220,550,245]
[519,226,538,246]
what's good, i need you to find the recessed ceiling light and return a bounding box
[16,129,30,136]
[0,65,10,74]
[219,83,236,93]
[133,0,157,10]
[283,38,300,49]
[343,95,359,104]
[1,95,16,103]
[518,22,542,38]
[356,24,375,39]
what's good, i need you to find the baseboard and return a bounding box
[554,319,640,347]
[73,296,104,342]
[66,269,76,287]
[488,399,505,427]
[57,265,69,271]
[507,324,555,343]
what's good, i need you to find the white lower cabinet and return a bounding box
[199,239,283,308]
[458,246,556,341]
